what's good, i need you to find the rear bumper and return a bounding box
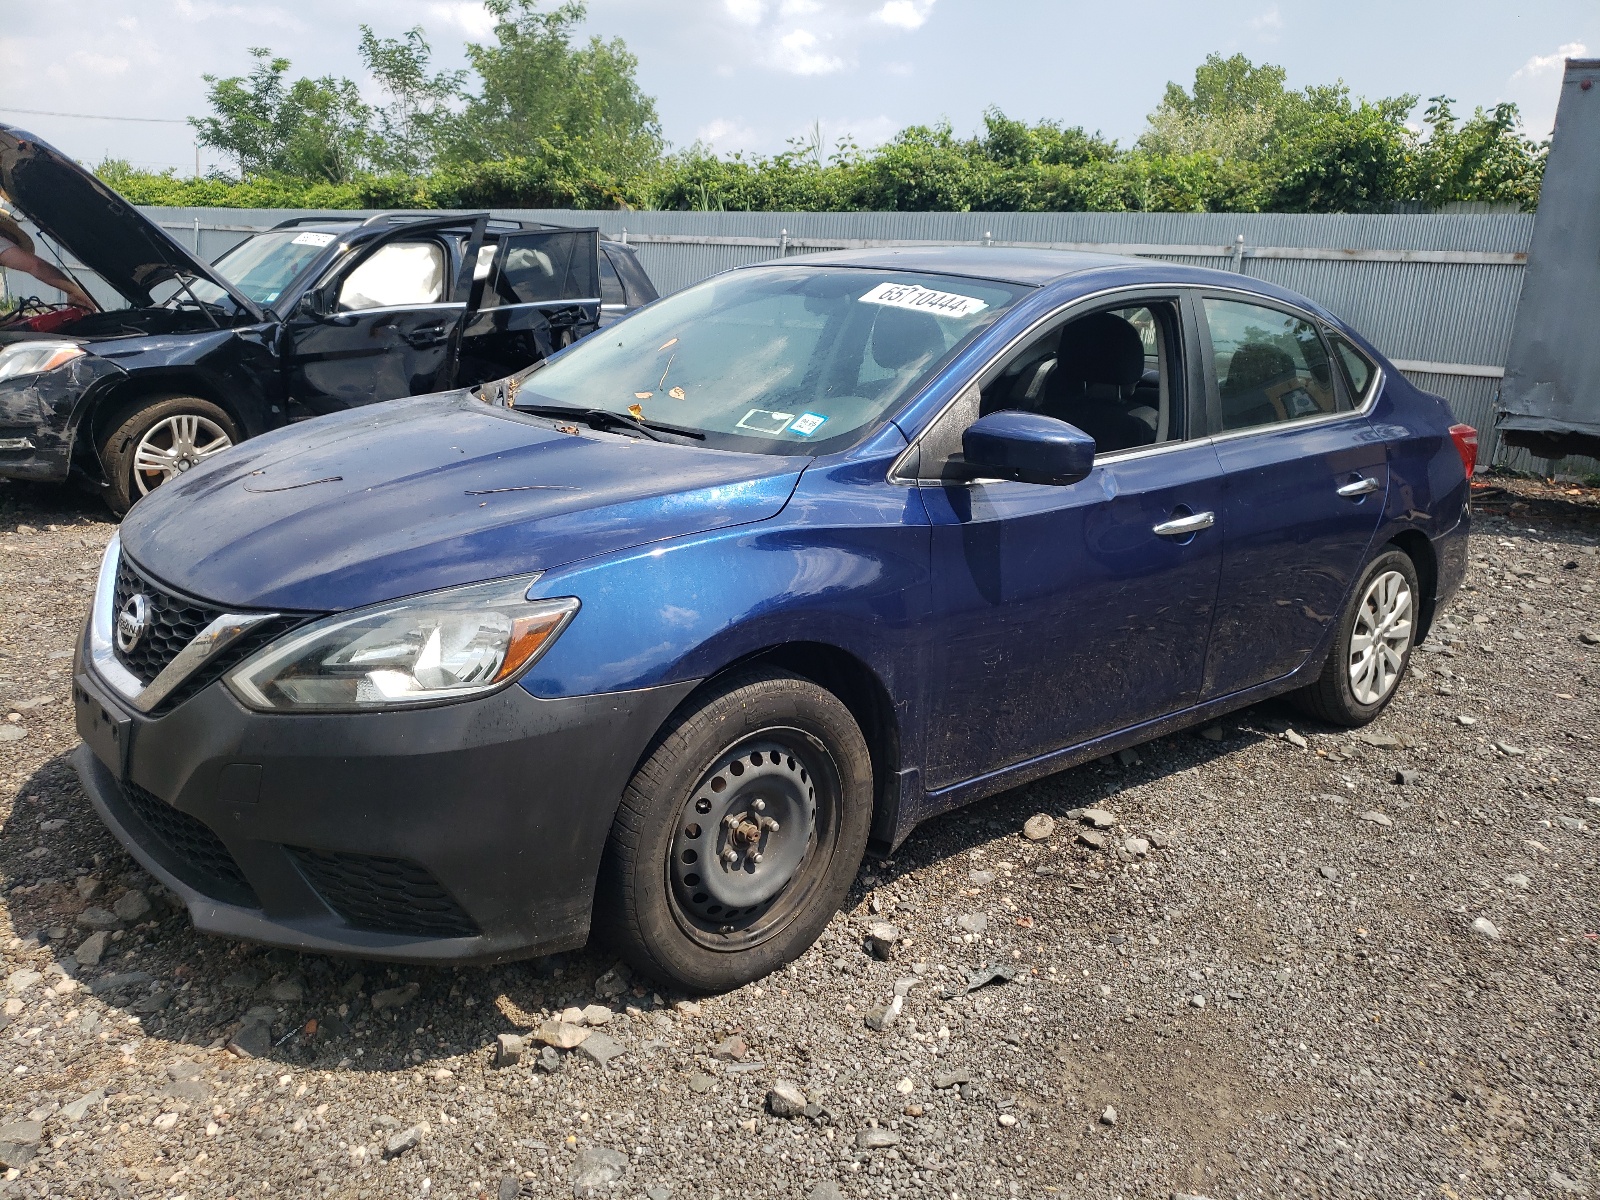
[72,662,696,965]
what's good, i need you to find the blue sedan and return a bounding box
[71,248,1475,991]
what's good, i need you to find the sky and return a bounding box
[0,0,1594,176]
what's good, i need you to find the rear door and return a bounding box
[282,215,485,417]
[1197,292,1388,698]
[459,228,600,385]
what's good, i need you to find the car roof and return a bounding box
[758,246,1145,287]
[747,244,1343,323]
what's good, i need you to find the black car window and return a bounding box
[598,250,625,306]
[915,299,1183,480]
[487,231,599,307]
[608,247,659,306]
[1329,332,1378,405]
[337,241,446,311]
[1203,297,1341,431]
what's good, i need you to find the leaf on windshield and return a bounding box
[657,337,678,352]
[634,391,653,400]
[628,404,644,420]
[556,424,580,435]
[669,386,686,400]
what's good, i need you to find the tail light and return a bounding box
[1448,424,1478,479]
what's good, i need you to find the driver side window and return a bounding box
[337,241,446,312]
[916,299,1183,480]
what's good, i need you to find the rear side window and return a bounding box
[607,247,659,306]
[599,251,625,305]
[1330,333,1377,404]
[1203,297,1340,431]
[491,231,598,306]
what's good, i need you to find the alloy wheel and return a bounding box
[1348,568,1413,705]
[132,413,233,495]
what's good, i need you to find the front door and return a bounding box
[1196,294,1388,698]
[283,217,485,418]
[917,295,1226,791]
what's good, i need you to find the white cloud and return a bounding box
[426,2,498,40]
[1247,6,1283,35]
[774,28,843,75]
[696,117,760,150]
[1513,42,1588,79]
[873,0,933,31]
[780,0,822,13]
[724,0,765,26]
[72,51,132,76]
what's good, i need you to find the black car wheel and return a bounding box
[99,394,240,515]
[1291,547,1420,727]
[598,668,872,992]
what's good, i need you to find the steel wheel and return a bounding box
[132,413,233,495]
[666,730,836,950]
[1348,568,1413,705]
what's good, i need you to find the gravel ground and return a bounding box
[0,474,1595,1200]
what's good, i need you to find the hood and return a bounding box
[118,393,806,612]
[0,125,260,317]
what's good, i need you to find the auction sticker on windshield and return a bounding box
[859,281,988,319]
[291,231,337,247]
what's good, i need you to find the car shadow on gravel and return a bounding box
[5,698,1293,1084]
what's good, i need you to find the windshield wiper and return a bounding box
[515,403,705,443]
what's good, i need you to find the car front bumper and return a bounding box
[72,657,696,965]
[0,353,121,482]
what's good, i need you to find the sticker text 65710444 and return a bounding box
[858,281,988,319]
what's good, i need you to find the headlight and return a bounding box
[225,577,578,712]
[0,340,84,383]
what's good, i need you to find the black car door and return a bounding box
[458,229,601,386]
[281,216,485,418]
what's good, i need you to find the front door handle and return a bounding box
[1337,477,1381,498]
[405,324,447,348]
[1152,511,1215,537]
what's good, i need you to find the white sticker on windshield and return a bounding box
[789,413,828,437]
[859,280,987,319]
[735,408,794,435]
[291,231,336,247]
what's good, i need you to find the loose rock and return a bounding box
[369,982,419,1012]
[383,1125,425,1159]
[111,889,151,922]
[856,1127,901,1149]
[1472,917,1502,940]
[1022,813,1055,840]
[1359,810,1393,827]
[766,1080,808,1117]
[494,1033,523,1068]
[572,1146,629,1197]
[1100,1106,1118,1127]
[576,1031,624,1067]
[863,922,901,960]
[74,930,108,968]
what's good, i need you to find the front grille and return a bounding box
[113,554,304,710]
[290,848,480,938]
[118,781,259,907]
[114,557,221,684]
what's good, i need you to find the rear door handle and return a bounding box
[1152,511,1215,536]
[1337,477,1381,498]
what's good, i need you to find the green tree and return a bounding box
[190,48,377,183]
[449,0,663,184]
[1408,97,1545,209]
[358,25,466,175]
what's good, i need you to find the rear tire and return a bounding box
[98,394,240,515]
[597,668,873,993]
[1290,547,1420,727]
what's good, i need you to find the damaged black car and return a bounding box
[0,124,658,512]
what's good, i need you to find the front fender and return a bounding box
[0,353,126,481]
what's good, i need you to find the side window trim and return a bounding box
[1195,288,1354,439]
[1327,330,1382,412]
[894,286,1191,484]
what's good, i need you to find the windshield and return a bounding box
[512,265,1029,454]
[185,229,342,310]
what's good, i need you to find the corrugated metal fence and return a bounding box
[5,205,1574,473]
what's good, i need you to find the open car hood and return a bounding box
[118,393,806,612]
[0,125,261,317]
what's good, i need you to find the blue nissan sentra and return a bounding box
[71,248,1474,991]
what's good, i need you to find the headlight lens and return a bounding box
[225,577,578,712]
[0,341,84,383]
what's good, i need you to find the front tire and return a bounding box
[98,395,239,515]
[597,669,873,993]
[1291,547,1420,726]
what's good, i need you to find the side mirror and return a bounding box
[296,290,328,320]
[961,410,1096,486]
